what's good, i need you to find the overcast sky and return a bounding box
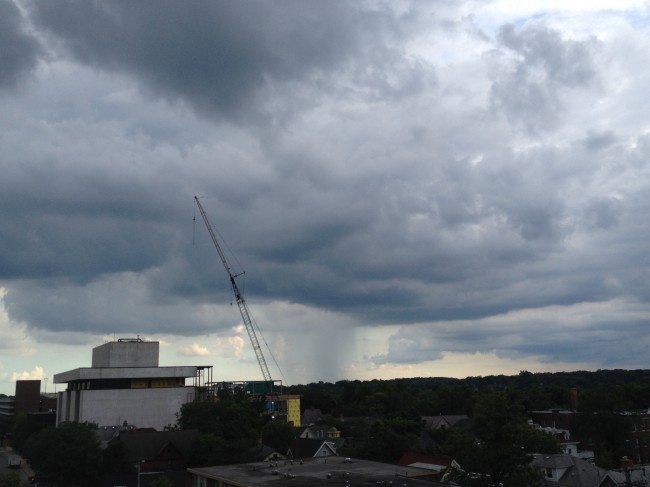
[1,0,650,395]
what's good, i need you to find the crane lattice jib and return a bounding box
[194,196,273,383]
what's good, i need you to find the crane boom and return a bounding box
[194,196,273,384]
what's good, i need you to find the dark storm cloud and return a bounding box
[0,149,184,281]
[372,299,650,369]
[26,0,399,122]
[0,0,41,89]
[1,1,649,378]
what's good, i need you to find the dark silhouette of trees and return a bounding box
[22,421,102,487]
[0,471,20,487]
[437,392,558,486]
[286,369,650,418]
[179,397,267,466]
[261,421,295,453]
[175,368,649,471]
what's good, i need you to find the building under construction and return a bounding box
[199,380,301,426]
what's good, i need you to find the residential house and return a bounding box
[295,425,345,453]
[532,453,610,486]
[422,414,469,431]
[295,424,340,440]
[532,422,593,460]
[287,438,338,460]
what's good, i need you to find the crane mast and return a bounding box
[194,196,273,384]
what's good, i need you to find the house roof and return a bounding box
[532,454,610,487]
[247,444,286,462]
[604,468,649,486]
[113,429,199,462]
[533,454,575,469]
[287,438,337,459]
[398,452,453,470]
[422,415,469,429]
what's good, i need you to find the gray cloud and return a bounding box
[1,2,649,379]
[489,23,599,133]
[0,0,41,89]
[25,0,417,124]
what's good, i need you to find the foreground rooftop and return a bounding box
[188,457,443,487]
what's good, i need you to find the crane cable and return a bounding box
[251,315,289,386]
[193,196,289,386]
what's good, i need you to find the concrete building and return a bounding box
[54,338,205,430]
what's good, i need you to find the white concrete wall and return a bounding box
[91,341,159,367]
[57,390,81,425]
[75,387,195,430]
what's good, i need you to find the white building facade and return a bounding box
[54,338,199,430]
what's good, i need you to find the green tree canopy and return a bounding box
[0,471,20,487]
[23,421,102,487]
[149,475,174,487]
[261,421,295,453]
[440,392,557,486]
[179,398,267,466]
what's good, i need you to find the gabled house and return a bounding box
[422,415,469,431]
[532,453,610,486]
[295,425,345,453]
[111,429,199,472]
[246,443,288,463]
[286,438,338,460]
[600,468,649,486]
[295,424,340,440]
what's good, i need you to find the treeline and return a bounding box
[285,369,650,417]
[5,369,649,486]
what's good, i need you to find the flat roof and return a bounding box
[188,457,440,487]
[53,366,198,383]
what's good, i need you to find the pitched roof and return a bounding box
[532,454,610,487]
[422,415,469,429]
[287,438,337,459]
[398,452,453,470]
[114,429,199,462]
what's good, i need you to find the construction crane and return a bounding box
[193,196,273,385]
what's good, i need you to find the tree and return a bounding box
[23,421,102,487]
[441,392,556,486]
[180,398,266,466]
[261,421,295,453]
[9,413,30,453]
[102,439,133,474]
[149,475,174,487]
[188,433,226,467]
[366,418,422,462]
[471,392,552,486]
[0,472,20,487]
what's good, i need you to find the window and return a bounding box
[546,468,553,478]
